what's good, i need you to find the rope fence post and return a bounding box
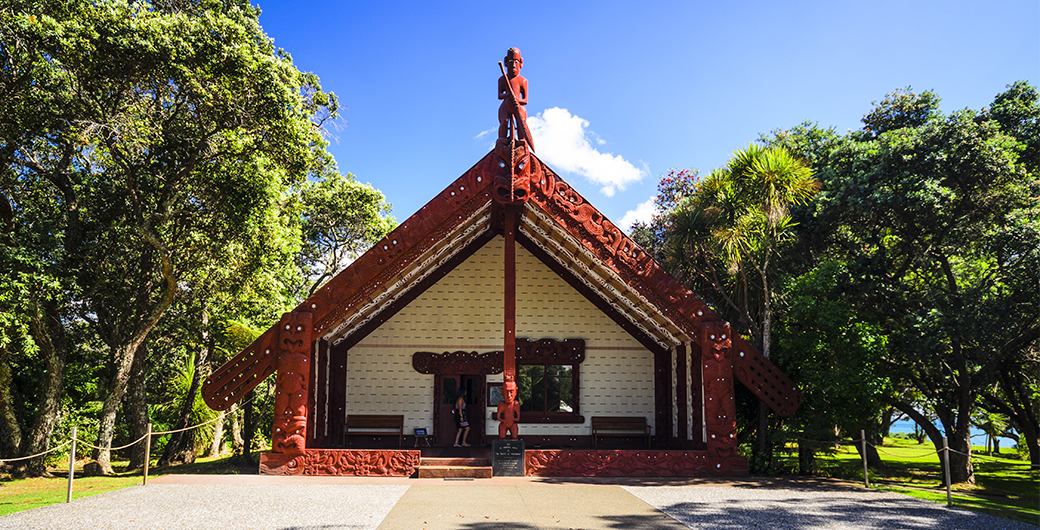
[861,429,870,487]
[942,436,952,507]
[66,426,76,503]
[143,423,152,486]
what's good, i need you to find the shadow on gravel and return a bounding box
[657,496,1025,530]
[596,513,689,529]
[430,524,542,529]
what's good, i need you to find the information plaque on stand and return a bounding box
[492,440,525,476]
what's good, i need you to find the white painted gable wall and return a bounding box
[346,236,655,438]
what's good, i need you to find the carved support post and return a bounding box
[503,207,517,383]
[272,311,312,456]
[702,321,737,457]
[676,342,689,448]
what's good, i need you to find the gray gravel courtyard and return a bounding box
[0,476,1035,529]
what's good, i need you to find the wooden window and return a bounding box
[515,338,585,424]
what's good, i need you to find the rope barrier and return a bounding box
[0,395,255,463]
[0,440,73,463]
[152,411,226,435]
[73,431,151,452]
[793,437,862,446]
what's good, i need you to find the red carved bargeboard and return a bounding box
[525,449,747,477]
[260,449,421,476]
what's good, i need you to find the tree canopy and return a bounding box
[0,0,393,475]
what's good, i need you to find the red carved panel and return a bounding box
[272,311,312,456]
[260,449,421,476]
[525,449,747,477]
[492,138,532,205]
[701,321,737,458]
[524,156,713,339]
[731,335,802,416]
[412,350,504,375]
[201,327,278,411]
[516,338,585,365]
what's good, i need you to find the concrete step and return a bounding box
[420,457,490,467]
[417,465,493,479]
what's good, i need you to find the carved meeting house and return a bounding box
[203,50,801,477]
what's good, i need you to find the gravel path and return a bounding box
[625,483,1039,529]
[0,484,409,530]
[1,478,1035,529]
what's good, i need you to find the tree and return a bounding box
[804,86,1039,483]
[662,144,818,468]
[297,171,394,296]
[1,0,338,474]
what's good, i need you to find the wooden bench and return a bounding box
[591,416,651,449]
[345,414,404,447]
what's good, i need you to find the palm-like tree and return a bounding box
[667,144,817,358]
[666,144,817,463]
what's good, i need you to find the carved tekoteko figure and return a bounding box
[498,48,534,152]
[497,380,521,439]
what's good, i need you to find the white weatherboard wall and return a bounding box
[347,236,655,438]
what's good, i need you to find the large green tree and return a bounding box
[1,0,338,474]
[795,86,1039,482]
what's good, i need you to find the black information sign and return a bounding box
[492,440,525,477]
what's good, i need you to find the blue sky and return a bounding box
[255,0,1039,230]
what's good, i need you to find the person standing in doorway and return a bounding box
[453,389,471,447]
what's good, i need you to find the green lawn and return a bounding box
[0,454,259,517]
[796,437,1039,526]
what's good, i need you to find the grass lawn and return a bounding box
[0,454,260,517]
[797,436,1039,526]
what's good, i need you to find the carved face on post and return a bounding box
[702,321,732,361]
[493,139,531,204]
[503,381,518,404]
[505,47,522,76]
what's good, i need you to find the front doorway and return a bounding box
[436,374,485,446]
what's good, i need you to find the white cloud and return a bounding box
[528,107,646,196]
[475,127,496,140]
[618,196,657,234]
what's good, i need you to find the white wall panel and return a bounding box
[348,236,655,438]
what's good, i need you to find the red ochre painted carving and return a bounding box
[525,450,747,477]
[497,380,521,440]
[260,449,421,476]
[497,47,533,152]
[493,138,532,205]
[702,320,738,458]
[272,311,312,456]
[201,326,277,411]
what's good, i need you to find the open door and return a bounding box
[436,374,484,446]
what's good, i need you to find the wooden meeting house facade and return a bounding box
[202,54,801,477]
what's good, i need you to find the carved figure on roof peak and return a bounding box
[498,48,534,152]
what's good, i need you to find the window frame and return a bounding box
[515,338,585,424]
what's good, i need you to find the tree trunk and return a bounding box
[160,305,209,466]
[243,390,255,461]
[207,411,225,458]
[0,340,24,457]
[854,425,882,468]
[126,343,150,470]
[230,404,244,454]
[797,431,817,475]
[879,407,897,439]
[22,299,69,476]
[756,272,772,464]
[93,342,139,474]
[947,427,975,484]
